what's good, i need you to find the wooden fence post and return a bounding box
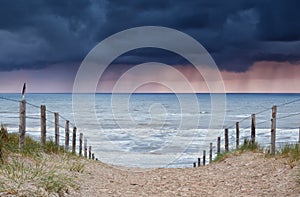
[72,127,77,154]
[197,158,201,167]
[89,146,92,159]
[41,105,46,147]
[271,105,277,155]
[84,138,87,158]
[251,114,256,144]
[225,128,229,152]
[298,127,300,145]
[65,120,69,151]
[203,150,206,166]
[209,143,213,163]
[79,133,83,156]
[19,100,26,149]
[217,137,221,155]
[236,122,239,149]
[54,112,59,147]
[298,126,300,153]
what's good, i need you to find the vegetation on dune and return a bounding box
[213,138,262,162]
[275,143,300,168]
[0,125,9,164]
[213,138,300,164]
[1,123,300,195]
[0,125,85,196]
[213,137,300,185]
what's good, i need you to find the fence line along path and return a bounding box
[0,95,97,161]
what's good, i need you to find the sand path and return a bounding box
[70,152,300,197]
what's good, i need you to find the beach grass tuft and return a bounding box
[0,125,9,164]
[275,143,300,168]
[0,125,83,196]
[213,138,262,162]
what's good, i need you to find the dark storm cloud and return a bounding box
[0,0,106,70]
[258,0,300,41]
[0,0,299,72]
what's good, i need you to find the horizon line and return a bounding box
[0,92,299,94]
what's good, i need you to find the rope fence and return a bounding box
[1,94,299,167]
[193,97,300,167]
[0,95,95,160]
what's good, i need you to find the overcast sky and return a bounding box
[0,0,299,93]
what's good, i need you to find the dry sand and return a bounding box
[71,152,300,197]
[1,152,299,196]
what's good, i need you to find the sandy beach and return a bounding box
[0,146,299,196]
[70,152,300,197]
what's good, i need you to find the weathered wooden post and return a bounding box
[92,153,95,160]
[89,146,92,159]
[84,138,87,158]
[298,127,300,145]
[225,128,229,152]
[41,105,46,147]
[193,162,196,168]
[251,114,256,144]
[197,158,201,167]
[209,143,213,163]
[270,105,277,155]
[65,120,69,151]
[217,137,221,155]
[79,133,83,156]
[54,112,59,147]
[203,150,206,166]
[298,127,300,152]
[72,127,77,154]
[236,122,239,149]
[19,99,26,149]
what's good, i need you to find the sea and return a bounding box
[0,93,299,168]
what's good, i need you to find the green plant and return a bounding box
[213,138,262,162]
[43,137,68,155]
[69,162,84,173]
[0,128,81,196]
[0,125,9,164]
[39,170,74,195]
[276,143,300,168]
[0,156,76,196]
[239,138,260,152]
[213,151,229,162]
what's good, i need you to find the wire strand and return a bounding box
[277,97,300,107]
[277,112,300,120]
[0,96,20,103]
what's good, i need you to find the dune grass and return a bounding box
[275,143,300,168]
[213,138,262,162]
[0,125,84,196]
[212,137,300,184]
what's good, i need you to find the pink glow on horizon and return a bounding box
[0,61,299,93]
[97,61,300,93]
[221,61,300,93]
[0,63,77,93]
